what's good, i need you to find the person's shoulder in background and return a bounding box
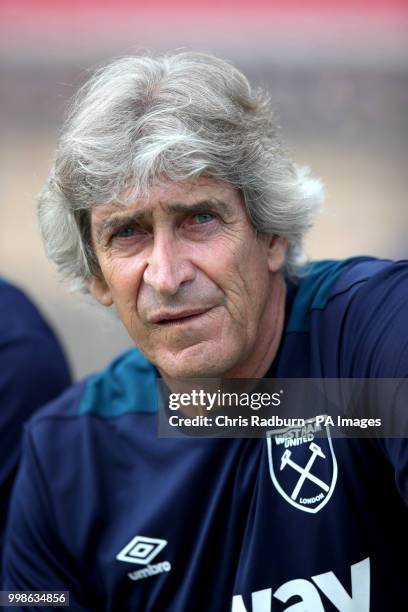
[0,278,71,574]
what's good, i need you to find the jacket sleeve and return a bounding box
[339,261,408,503]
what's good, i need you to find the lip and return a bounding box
[149,307,213,326]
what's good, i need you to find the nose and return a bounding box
[143,229,196,296]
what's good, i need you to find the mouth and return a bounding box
[150,308,214,327]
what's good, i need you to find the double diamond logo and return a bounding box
[116,535,168,565]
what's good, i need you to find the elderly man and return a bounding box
[3,53,407,611]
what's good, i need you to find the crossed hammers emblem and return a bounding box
[280,442,330,500]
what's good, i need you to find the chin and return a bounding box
[155,344,240,379]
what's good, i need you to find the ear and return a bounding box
[266,235,288,273]
[86,275,114,306]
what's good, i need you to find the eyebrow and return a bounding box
[94,198,231,244]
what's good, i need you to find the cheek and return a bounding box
[106,258,144,296]
[103,259,146,322]
[241,238,270,284]
[227,241,270,302]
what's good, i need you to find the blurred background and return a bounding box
[1,0,407,380]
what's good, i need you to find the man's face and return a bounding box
[89,177,287,378]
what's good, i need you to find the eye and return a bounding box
[112,224,148,241]
[192,212,215,224]
[115,226,137,238]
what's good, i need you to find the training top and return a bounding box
[2,258,408,611]
[0,280,71,578]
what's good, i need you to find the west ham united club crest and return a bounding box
[266,416,338,513]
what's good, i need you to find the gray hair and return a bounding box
[38,51,324,292]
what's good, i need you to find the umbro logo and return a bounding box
[116,535,172,581]
[116,535,167,565]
